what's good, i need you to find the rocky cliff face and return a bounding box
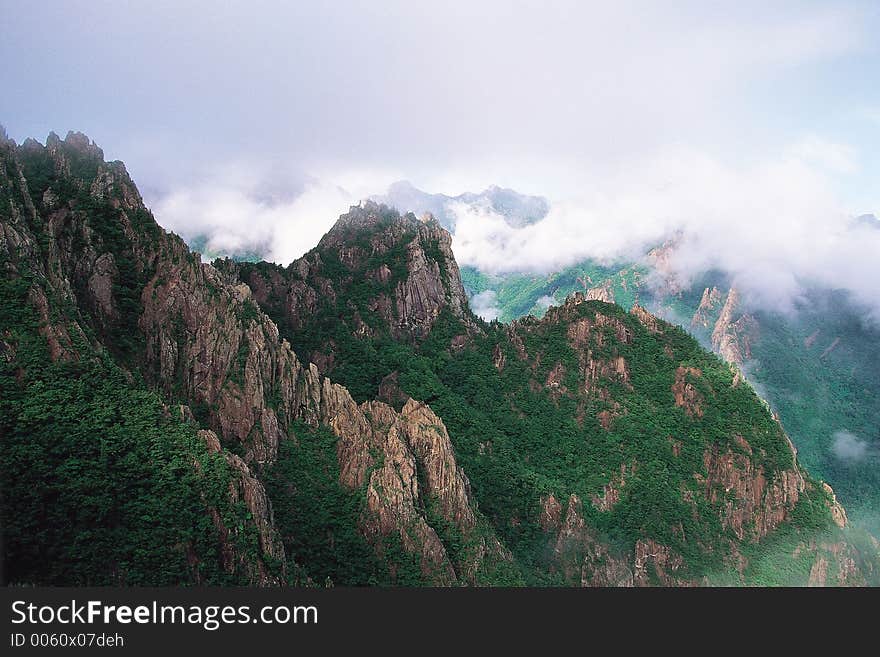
[1,132,294,583]
[685,286,759,367]
[696,437,805,541]
[498,295,844,584]
[585,281,615,303]
[2,132,872,586]
[1,133,505,585]
[198,429,287,585]
[539,493,693,586]
[318,389,511,583]
[709,288,758,366]
[232,202,478,375]
[691,286,723,330]
[542,494,636,586]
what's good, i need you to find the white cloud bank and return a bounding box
[148,135,880,324]
[150,165,399,264]
[451,141,880,317]
[535,295,556,310]
[12,0,871,319]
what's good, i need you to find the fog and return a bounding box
[450,144,880,317]
[832,430,870,463]
[149,162,400,263]
[470,291,501,322]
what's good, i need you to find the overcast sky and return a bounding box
[2,1,879,313]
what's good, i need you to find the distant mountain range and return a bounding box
[373,180,550,231]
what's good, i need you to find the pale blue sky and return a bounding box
[2,1,879,309]
[2,1,877,202]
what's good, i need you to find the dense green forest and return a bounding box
[746,299,880,536]
[241,245,856,583]
[3,132,876,586]
[0,266,262,585]
[462,258,880,543]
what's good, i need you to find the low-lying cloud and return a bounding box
[149,165,398,265]
[9,1,873,319]
[535,295,556,310]
[450,142,880,318]
[470,290,500,321]
[148,137,880,326]
[832,430,869,463]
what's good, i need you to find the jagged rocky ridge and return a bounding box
[225,196,874,584]
[461,233,880,548]
[1,131,875,585]
[0,132,508,584]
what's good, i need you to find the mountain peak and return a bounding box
[320,200,441,249]
[386,179,420,194]
[235,199,477,376]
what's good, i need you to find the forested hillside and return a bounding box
[2,131,876,586]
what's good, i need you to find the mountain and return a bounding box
[461,259,649,323]
[461,250,880,539]
[374,180,550,231]
[2,132,877,586]
[0,131,287,585]
[233,207,877,585]
[680,284,880,537]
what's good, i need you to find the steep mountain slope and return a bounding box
[228,203,877,585]
[0,131,286,585]
[0,132,512,586]
[2,132,876,585]
[684,286,880,536]
[460,249,880,539]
